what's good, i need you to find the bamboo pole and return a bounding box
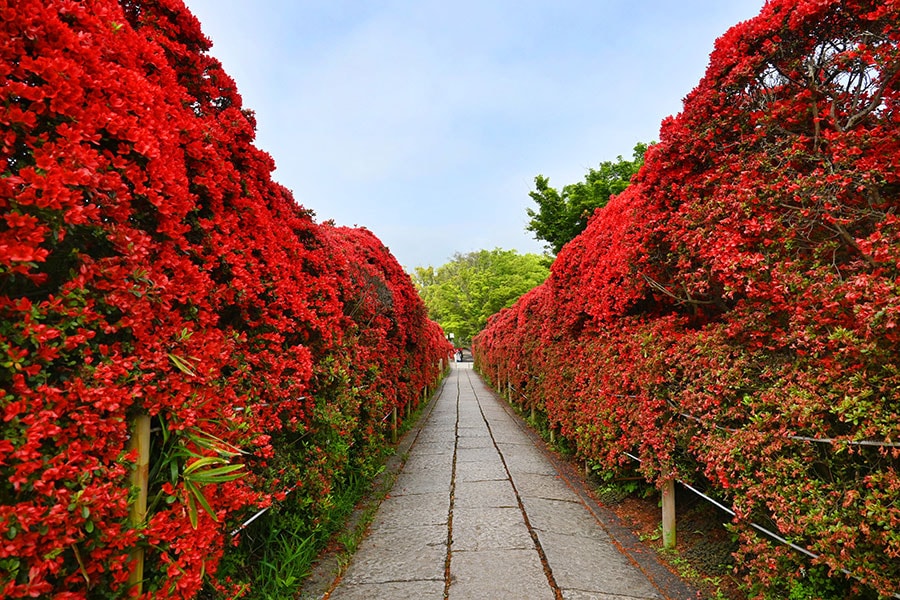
[128,414,151,595]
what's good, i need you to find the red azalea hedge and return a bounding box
[475,0,899,597]
[0,1,451,598]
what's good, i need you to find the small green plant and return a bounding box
[639,524,663,543]
[147,415,247,528]
[208,458,388,598]
[785,566,855,600]
[590,462,653,504]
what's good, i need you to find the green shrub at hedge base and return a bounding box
[0,2,452,597]
[475,1,900,597]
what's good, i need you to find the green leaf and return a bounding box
[183,456,227,475]
[186,488,198,529]
[184,480,218,524]
[167,353,198,377]
[184,464,245,484]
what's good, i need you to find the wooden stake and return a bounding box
[391,407,398,443]
[128,414,151,595]
[662,477,676,549]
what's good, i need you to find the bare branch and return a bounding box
[640,273,717,306]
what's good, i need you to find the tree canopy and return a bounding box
[526,143,648,254]
[413,249,549,345]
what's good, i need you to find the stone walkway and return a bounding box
[326,363,695,600]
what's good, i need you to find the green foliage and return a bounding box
[413,249,550,345]
[526,143,648,254]
[211,472,366,599]
[757,564,874,600]
[146,416,247,530]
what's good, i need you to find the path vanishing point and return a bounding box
[322,362,698,600]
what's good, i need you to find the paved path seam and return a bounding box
[442,371,459,597]
[463,367,563,600]
[323,363,696,600]
[487,380,697,600]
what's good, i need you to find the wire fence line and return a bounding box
[227,361,449,539]
[227,405,396,538]
[667,402,900,448]
[496,376,899,598]
[622,451,900,600]
[504,383,899,448]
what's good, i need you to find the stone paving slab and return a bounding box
[324,363,694,600]
[499,452,559,476]
[455,446,501,463]
[562,592,660,600]
[390,469,452,496]
[454,459,508,482]
[453,480,518,509]
[414,429,457,444]
[522,496,612,539]
[329,579,445,600]
[538,530,662,599]
[513,472,583,502]
[411,439,457,454]
[448,548,555,600]
[338,524,446,585]
[369,492,449,529]
[450,506,533,551]
[401,452,454,473]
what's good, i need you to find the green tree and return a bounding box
[413,249,549,345]
[527,142,649,254]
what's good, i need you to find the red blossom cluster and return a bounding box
[0,1,451,597]
[475,1,900,595]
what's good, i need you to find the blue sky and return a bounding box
[182,0,766,270]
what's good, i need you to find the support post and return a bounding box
[128,414,151,595]
[662,477,676,549]
[391,407,398,443]
[549,427,556,445]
